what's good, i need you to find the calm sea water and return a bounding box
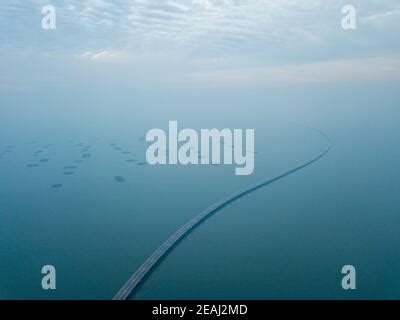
[0,83,399,299]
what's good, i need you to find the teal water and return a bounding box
[0,83,399,299]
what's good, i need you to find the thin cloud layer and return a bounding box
[0,0,399,88]
[1,0,399,58]
[189,56,400,85]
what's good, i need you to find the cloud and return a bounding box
[363,9,400,27]
[188,56,400,86]
[0,0,357,57]
[77,50,129,62]
[2,0,400,87]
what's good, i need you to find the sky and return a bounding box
[1,0,400,90]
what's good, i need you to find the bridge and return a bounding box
[113,127,331,300]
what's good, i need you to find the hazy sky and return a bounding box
[1,0,400,90]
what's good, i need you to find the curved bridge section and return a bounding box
[113,127,331,300]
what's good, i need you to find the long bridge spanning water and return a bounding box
[113,127,331,300]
